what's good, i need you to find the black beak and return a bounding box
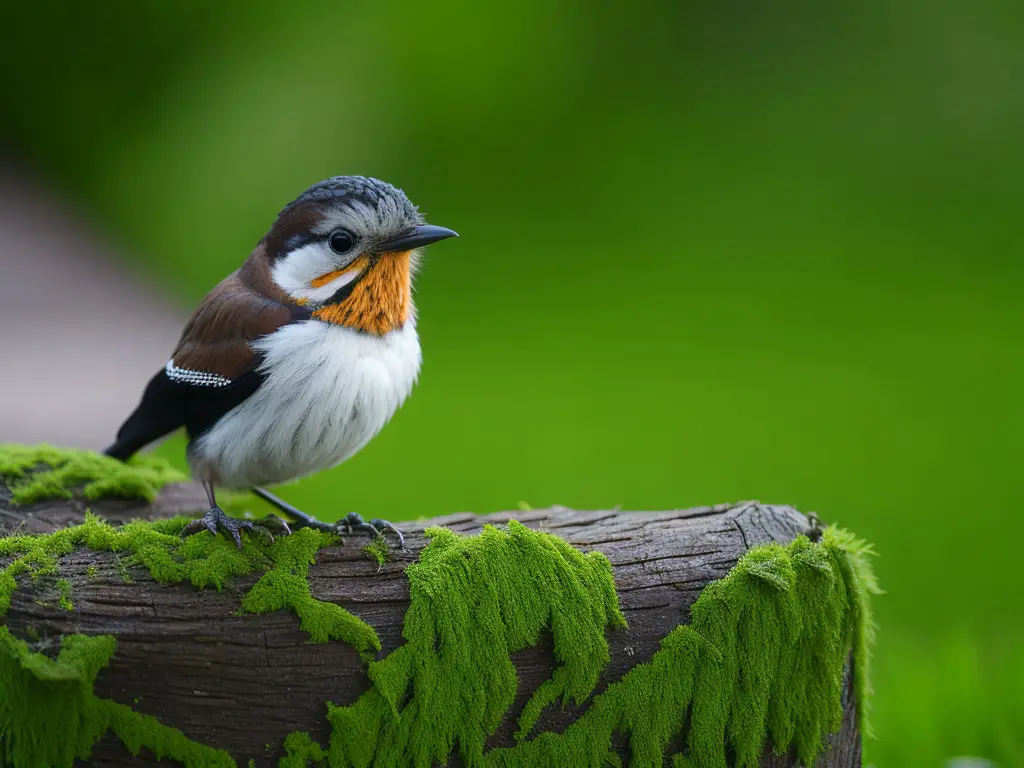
[374,224,459,253]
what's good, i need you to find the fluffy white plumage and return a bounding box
[188,319,421,489]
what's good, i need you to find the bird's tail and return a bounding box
[102,368,187,462]
[102,440,136,462]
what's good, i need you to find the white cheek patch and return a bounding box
[271,242,365,304]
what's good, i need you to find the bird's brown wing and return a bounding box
[105,272,309,460]
[171,272,302,379]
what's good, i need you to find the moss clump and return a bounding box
[492,528,876,768]
[0,443,185,506]
[55,578,73,611]
[284,525,875,768]
[830,527,879,734]
[280,732,329,767]
[239,531,381,656]
[362,536,391,567]
[298,521,626,767]
[0,628,233,768]
[0,513,379,655]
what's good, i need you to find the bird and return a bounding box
[103,176,457,548]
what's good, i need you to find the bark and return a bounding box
[0,486,860,767]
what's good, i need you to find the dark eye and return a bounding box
[328,229,356,254]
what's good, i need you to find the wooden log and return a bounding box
[0,485,861,767]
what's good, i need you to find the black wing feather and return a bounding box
[103,365,266,461]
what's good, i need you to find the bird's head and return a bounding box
[259,176,457,334]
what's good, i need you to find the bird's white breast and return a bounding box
[190,320,421,489]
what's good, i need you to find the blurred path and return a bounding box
[0,160,187,448]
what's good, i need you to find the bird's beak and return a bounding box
[374,224,458,254]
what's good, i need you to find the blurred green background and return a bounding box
[2,1,1022,764]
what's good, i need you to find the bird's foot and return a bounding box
[288,511,404,549]
[181,506,291,549]
[337,512,405,550]
[247,488,404,550]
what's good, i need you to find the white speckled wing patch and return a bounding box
[165,360,232,388]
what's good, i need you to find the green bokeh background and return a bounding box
[3,1,1022,764]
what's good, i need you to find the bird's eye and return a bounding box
[328,229,356,254]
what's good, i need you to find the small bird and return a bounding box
[104,176,457,547]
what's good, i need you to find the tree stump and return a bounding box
[0,483,863,767]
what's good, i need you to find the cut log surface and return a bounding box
[0,487,860,767]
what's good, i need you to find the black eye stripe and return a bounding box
[281,230,358,257]
[282,232,317,252]
[324,274,363,305]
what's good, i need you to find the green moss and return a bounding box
[0,513,378,654]
[239,530,381,655]
[828,527,879,734]
[311,521,626,767]
[499,527,876,768]
[0,443,185,506]
[362,536,390,567]
[280,732,329,767]
[282,524,876,768]
[56,578,73,611]
[0,628,234,767]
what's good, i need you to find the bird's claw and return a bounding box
[370,518,405,550]
[181,507,290,548]
[255,514,292,539]
[337,512,405,550]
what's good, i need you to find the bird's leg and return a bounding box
[181,482,290,548]
[251,487,405,550]
[251,487,333,533]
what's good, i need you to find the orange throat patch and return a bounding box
[311,251,413,334]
